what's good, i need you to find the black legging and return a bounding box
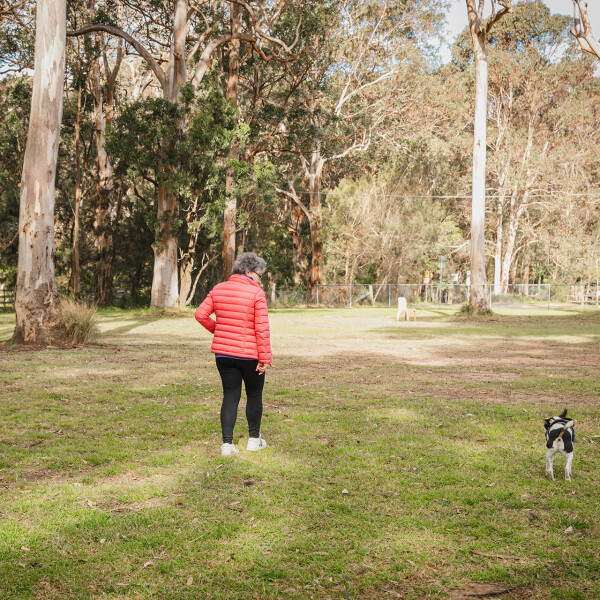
[216,357,265,444]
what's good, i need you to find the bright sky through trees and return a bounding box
[441,0,600,62]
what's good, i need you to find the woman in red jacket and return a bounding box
[195,252,272,457]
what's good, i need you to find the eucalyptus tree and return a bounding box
[0,78,30,287]
[464,2,577,294]
[276,0,443,298]
[12,0,66,344]
[463,0,513,311]
[68,0,301,307]
[571,0,600,59]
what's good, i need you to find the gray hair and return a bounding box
[232,252,267,276]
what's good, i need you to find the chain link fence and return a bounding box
[264,283,600,309]
[1,283,598,311]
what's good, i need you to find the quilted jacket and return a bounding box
[194,274,272,364]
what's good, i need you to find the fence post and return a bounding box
[388,284,391,307]
[316,284,319,307]
[548,284,551,310]
[349,284,352,308]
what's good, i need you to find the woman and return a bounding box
[195,252,272,457]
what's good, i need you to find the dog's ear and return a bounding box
[559,409,568,419]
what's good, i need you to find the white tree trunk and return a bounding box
[222,2,242,280]
[500,192,527,294]
[13,0,66,344]
[469,34,490,310]
[494,197,503,296]
[150,0,187,308]
[90,54,115,306]
[302,143,325,300]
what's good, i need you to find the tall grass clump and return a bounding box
[59,298,99,344]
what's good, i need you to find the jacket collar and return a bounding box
[229,273,260,288]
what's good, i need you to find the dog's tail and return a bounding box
[559,409,568,419]
[557,420,574,439]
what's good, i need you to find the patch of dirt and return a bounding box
[448,583,523,599]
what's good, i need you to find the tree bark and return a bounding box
[68,81,83,297]
[304,144,325,301]
[493,196,503,296]
[178,197,200,306]
[90,53,115,306]
[150,0,188,308]
[13,0,66,344]
[222,2,242,280]
[500,190,527,294]
[469,31,490,310]
[287,201,305,286]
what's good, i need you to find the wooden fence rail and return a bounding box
[0,289,15,312]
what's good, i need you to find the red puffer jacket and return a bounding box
[195,274,272,364]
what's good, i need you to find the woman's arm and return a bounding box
[195,293,216,333]
[254,292,272,365]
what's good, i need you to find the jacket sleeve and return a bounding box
[254,291,272,364]
[195,292,216,334]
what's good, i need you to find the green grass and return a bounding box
[0,307,599,599]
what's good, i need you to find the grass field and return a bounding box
[1,307,599,599]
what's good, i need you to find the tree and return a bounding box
[12,0,66,344]
[483,2,575,294]
[571,0,600,59]
[464,0,513,311]
[276,0,442,299]
[68,1,301,306]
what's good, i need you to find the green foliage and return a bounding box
[0,77,31,282]
[452,0,574,69]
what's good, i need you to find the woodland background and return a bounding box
[1,0,599,308]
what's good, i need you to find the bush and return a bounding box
[59,299,99,345]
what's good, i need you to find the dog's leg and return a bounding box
[545,448,555,480]
[565,452,573,481]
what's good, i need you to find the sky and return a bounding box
[440,0,600,62]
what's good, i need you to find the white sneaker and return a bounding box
[221,443,240,457]
[247,436,267,452]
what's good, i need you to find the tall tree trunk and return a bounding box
[13,0,66,344]
[493,196,503,297]
[178,198,200,306]
[150,0,187,308]
[523,256,530,294]
[287,202,305,286]
[222,2,242,280]
[468,32,490,310]
[90,54,115,306]
[68,82,83,297]
[500,191,527,294]
[303,143,325,301]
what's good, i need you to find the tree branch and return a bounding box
[276,181,311,219]
[571,0,600,59]
[67,24,167,92]
[225,0,302,53]
[190,33,255,90]
[485,0,514,36]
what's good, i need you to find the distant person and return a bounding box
[195,252,272,457]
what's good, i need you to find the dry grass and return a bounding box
[59,298,99,345]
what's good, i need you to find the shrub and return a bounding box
[59,299,99,345]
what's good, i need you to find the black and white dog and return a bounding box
[544,410,575,481]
